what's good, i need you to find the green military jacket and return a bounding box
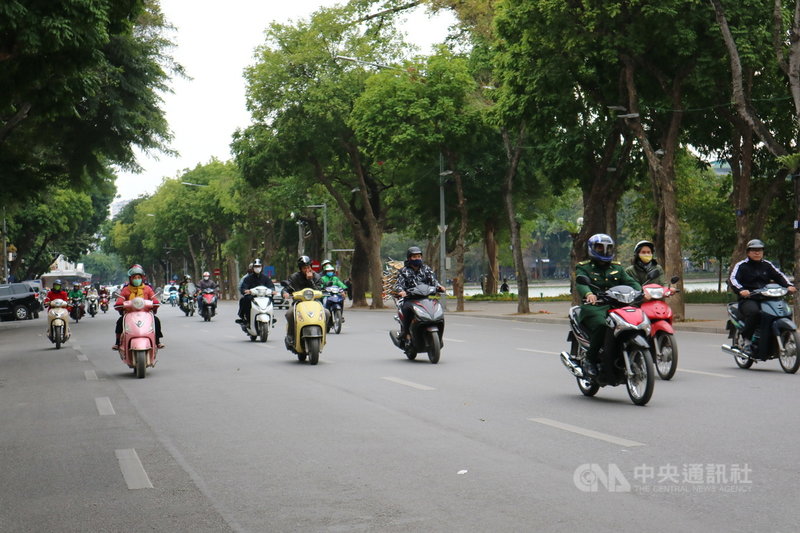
[575,259,642,299]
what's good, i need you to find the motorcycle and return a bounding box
[559,275,655,406]
[323,285,345,334]
[86,293,99,317]
[168,288,179,307]
[180,283,197,317]
[721,283,800,373]
[285,288,326,364]
[99,295,109,313]
[641,275,681,380]
[116,297,160,379]
[199,288,217,322]
[389,283,445,364]
[46,299,70,349]
[241,285,274,342]
[69,298,84,323]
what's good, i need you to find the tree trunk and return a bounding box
[445,152,469,312]
[350,239,370,308]
[502,124,529,313]
[484,218,499,294]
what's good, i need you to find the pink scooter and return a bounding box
[116,297,159,378]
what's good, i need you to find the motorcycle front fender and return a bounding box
[255,313,272,323]
[649,319,675,336]
[301,325,324,339]
[129,337,152,351]
[772,317,797,334]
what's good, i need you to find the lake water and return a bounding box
[463,280,725,298]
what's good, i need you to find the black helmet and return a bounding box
[406,246,423,259]
[298,255,312,268]
[746,239,765,250]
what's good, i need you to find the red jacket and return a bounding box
[44,290,69,305]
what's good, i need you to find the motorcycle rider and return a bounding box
[178,275,193,307]
[321,263,348,322]
[236,259,275,325]
[625,240,665,286]
[575,234,644,377]
[67,281,85,318]
[113,265,164,350]
[730,239,796,357]
[393,246,445,346]
[197,271,218,310]
[44,279,69,306]
[282,255,322,346]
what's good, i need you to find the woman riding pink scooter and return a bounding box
[112,265,164,350]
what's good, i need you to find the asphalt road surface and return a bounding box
[1,301,797,532]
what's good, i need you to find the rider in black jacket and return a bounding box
[730,239,796,354]
[236,258,275,325]
[282,255,322,346]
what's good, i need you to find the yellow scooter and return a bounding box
[286,288,327,365]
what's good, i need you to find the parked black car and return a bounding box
[0,283,41,320]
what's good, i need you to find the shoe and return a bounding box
[235,318,245,325]
[157,343,165,349]
[741,339,753,355]
[272,318,277,326]
[111,345,119,351]
[583,361,599,377]
[341,316,345,323]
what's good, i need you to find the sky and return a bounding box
[114,0,455,202]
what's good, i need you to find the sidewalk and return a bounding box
[434,300,729,334]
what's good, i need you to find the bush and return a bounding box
[683,290,733,304]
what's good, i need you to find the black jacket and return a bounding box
[283,271,321,294]
[730,258,791,295]
[240,272,274,294]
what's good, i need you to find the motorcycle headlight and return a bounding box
[303,289,314,301]
[645,287,664,299]
[131,297,145,310]
[414,305,432,321]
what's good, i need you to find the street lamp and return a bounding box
[181,181,208,187]
[306,204,328,261]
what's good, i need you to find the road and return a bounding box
[1,301,797,532]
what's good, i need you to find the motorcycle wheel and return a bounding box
[258,322,269,342]
[306,338,320,365]
[427,332,441,364]
[134,350,147,379]
[576,377,599,397]
[654,331,678,380]
[625,347,655,406]
[333,310,342,334]
[779,330,800,374]
[54,326,62,349]
[732,330,754,369]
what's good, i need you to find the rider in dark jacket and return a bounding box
[730,239,796,356]
[392,246,445,346]
[236,259,275,325]
[282,256,322,345]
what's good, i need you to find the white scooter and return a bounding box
[46,299,71,349]
[241,286,275,342]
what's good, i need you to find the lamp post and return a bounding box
[306,203,328,260]
[2,208,8,283]
[439,157,452,311]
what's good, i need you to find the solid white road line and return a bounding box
[115,449,153,489]
[95,397,116,416]
[677,368,734,378]
[443,337,465,343]
[84,370,98,381]
[382,377,436,391]
[513,327,546,333]
[529,417,645,448]
[76,354,89,362]
[516,347,559,355]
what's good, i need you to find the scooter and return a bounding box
[117,297,159,379]
[87,293,99,317]
[46,299,70,349]
[641,275,680,380]
[99,295,109,313]
[389,283,445,364]
[241,285,274,342]
[285,288,326,365]
[168,288,179,307]
[323,286,345,334]
[180,283,197,316]
[559,276,655,406]
[721,283,800,373]
[69,298,84,323]
[199,288,217,322]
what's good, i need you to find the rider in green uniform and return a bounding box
[575,234,643,377]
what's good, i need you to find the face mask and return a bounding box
[639,253,653,263]
[410,259,423,268]
[203,276,210,280]
[254,267,262,274]
[53,286,60,291]
[132,279,143,287]
[325,272,334,277]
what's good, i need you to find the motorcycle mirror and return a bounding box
[575,275,592,286]
[670,276,680,284]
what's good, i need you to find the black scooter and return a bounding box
[389,284,445,364]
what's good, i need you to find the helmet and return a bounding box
[323,264,335,273]
[746,239,765,250]
[634,240,655,255]
[128,265,145,278]
[321,259,332,267]
[297,255,312,269]
[253,258,263,267]
[73,281,81,287]
[406,246,423,259]
[185,275,191,280]
[202,271,210,278]
[587,233,615,262]
[53,279,62,288]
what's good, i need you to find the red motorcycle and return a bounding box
[641,276,680,380]
[116,297,159,379]
[99,295,109,313]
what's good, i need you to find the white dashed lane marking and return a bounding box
[115,449,153,489]
[95,397,116,416]
[382,377,436,391]
[529,417,645,447]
